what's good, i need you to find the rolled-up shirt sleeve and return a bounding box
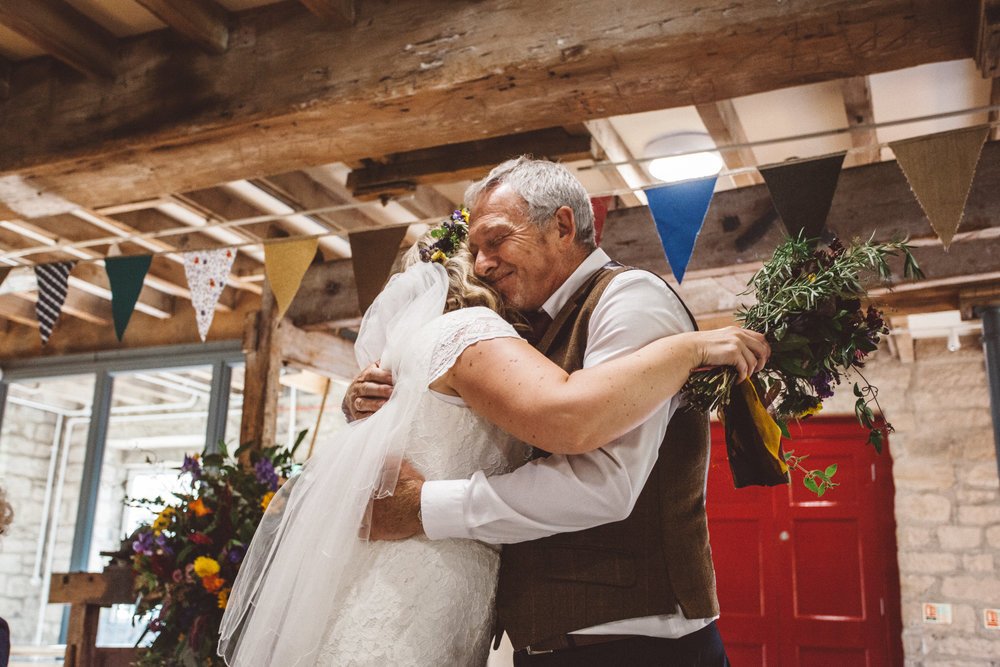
[421,270,694,544]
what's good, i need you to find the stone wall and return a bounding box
[0,401,88,646]
[824,336,1000,666]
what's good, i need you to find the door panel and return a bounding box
[708,417,903,666]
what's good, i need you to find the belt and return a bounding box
[521,634,634,655]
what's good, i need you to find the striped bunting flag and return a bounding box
[34,261,76,345]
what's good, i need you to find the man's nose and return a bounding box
[474,250,496,278]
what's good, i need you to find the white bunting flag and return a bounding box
[182,248,237,341]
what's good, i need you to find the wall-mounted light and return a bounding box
[643,132,725,184]
[947,328,962,352]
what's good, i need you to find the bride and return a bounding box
[218,230,768,667]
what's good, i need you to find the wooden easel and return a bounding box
[47,565,139,667]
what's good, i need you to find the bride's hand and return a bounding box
[687,327,770,383]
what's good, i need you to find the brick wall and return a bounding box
[824,336,1000,665]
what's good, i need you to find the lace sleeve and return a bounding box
[428,307,521,384]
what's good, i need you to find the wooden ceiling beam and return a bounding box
[299,0,355,27]
[600,139,1000,282]
[254,171,386,232]
[346,127,593,200]
[584,119,653,208]
[0,218,175,318]
[840,76,881,167]
[0,0,117,78]
[0,289,258,359]
[1,0,974,211]
[977,0,1000,77]
[695,100,763,187]
[134,0,231,54]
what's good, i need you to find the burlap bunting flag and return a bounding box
[0,266,11,290]
[105,255,152,341]
[183,248,237,341]
[264,238,319,320]
[890,127,989,249]
[349,226,408,313]
[645,177,718,283]
[35,261,76,345]
[759,152,846,243]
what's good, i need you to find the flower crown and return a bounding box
[420,208,470,264]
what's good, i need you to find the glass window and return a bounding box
[0,375,95,647]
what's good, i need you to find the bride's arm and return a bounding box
[435,326,769,455]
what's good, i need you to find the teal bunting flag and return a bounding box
[645,177,718,283]
[759,152,846,243]
[105,255,152,341]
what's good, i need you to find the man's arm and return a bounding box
[420,271,693,544]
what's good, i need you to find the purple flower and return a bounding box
[811,371,835,399]
[153,533,174,556]
[255,458,279,491]
[132,530,155,556]
[227,545,245,564]
[181,454,201,480]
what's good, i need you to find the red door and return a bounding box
[707,417,903,666]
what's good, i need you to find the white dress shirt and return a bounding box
[421,248,717,638]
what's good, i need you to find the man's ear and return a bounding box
[552,205,577,244]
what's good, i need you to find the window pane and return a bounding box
[0,374,95,647]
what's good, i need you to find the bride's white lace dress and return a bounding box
[315,307,522,666]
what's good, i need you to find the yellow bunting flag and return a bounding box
[720,379,788,488]
[349,226,409,313]
[890,127,989,249]
[265,238,319,320]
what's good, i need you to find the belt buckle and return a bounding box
[525,646,554,655]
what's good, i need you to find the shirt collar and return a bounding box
[539,248,612,318]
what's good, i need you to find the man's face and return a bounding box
[467,185,568,312]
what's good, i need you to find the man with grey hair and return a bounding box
[345,156,729,665]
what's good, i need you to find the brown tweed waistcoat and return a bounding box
[495,264,719,649]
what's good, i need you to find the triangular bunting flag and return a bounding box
[183,248,237,341]
[890,127,989,249]
[265,238,319,320]
[645,177,718,283]
[759,152,846,242]
[105,255,152,341]
[0,266,11,290]
[349,226,408,313]
[34,261,76,345]
[590,196,612,246]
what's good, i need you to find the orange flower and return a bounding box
[201,573,225,593]
[217,588,230,609]
[189,497,211,517]
[260,491,275,511]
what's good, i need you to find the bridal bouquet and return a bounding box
[127,434,305,666]
[683,234,922,494]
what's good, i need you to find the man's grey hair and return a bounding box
[464,156,596,250]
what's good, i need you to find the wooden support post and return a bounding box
[239,281,282,452]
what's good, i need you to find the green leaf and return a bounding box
[824,464,838,478]
[853,383,863,398]
[803,476,820,495]
[868,429,883,453]
[778,419,791,439]
[290,428,309,457]
[816,485,827,498]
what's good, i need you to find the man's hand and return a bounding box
[369,460,425,541]
[342,362,394,421]
[692,326,771,383]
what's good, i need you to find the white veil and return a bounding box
[218,262,449,666]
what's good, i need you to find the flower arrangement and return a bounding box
[128,433,305,666]
[683,234,923,495]
[420,207,469,263]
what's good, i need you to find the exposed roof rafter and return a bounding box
[135,0,231,54]
[0,0,117,78]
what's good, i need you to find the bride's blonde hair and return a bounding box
[398,236,514,320]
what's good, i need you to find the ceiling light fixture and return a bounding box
[643,132,725,183]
